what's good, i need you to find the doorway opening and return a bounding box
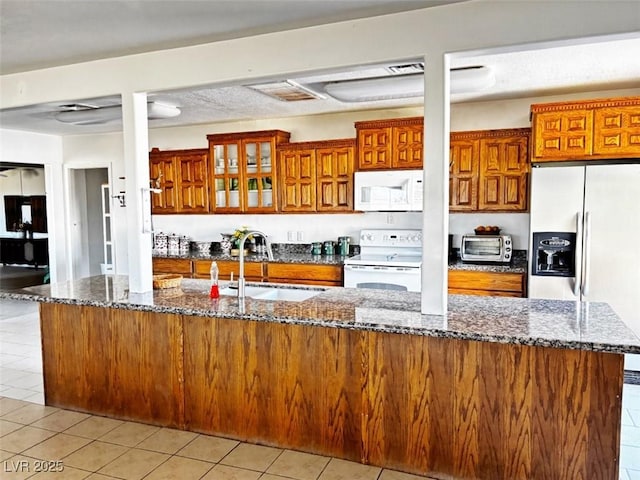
[66,167,112,280]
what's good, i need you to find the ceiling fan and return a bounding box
[54,101,181,125]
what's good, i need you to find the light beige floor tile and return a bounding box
[144,455,214,479]
[97,421,159,447]
[202,464,261,480]
[136,427,198,454]
[0,418,23,437]
[22,432,92,460]
[317,458,381,480]
[63,441,128,471]
[221,443,282,472]
[1,454,40,480]
[0,425,57,454]
[266,449,330,480]
[84,474,121,479]
[0,397,31,416]
[0,403,58,425]
[0,449,15,461]
[30,465,91,479]
[379,469,433,479]
[98,448,169,480]
[64,416,124,440]
[259,475,289,480]
[176,434,239,463]
[31,409,91,432]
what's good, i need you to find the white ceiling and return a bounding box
[1,0,639,136]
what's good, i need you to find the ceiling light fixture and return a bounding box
[323,66,495,102]
[54,101,181,125]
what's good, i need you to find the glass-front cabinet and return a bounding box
[207,130,290,213]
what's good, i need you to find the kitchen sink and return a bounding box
[219,285,322,302]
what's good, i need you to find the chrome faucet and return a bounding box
[237,231,274,299]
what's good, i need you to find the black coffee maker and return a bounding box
[532,232,576,277]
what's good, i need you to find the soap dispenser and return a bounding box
[209,261,220,298]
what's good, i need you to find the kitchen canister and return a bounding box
[323,241,335,255]
[338,236,351,256]
[220,233,233,255]
[179,236,191,254]
[311,242,322,255]
[153,232,168,252]
[167,233,180,252]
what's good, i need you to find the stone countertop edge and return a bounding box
[2,276,639,355]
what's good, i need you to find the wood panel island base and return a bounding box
[34,286,636,480]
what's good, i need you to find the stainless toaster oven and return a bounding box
[460,234,512,264]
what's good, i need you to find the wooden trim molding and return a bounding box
[277,139,356,150]
[206,129,291,142]
[450,127,531,141]
[354,116,423,129]
[530,96,640,114]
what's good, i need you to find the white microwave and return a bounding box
[354,170,424,211]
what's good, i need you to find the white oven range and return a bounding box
[343,229,422,292]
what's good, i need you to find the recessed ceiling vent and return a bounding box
[386,63,424,75]
[248,81,325,101]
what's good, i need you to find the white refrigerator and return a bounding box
[528,163,640,370]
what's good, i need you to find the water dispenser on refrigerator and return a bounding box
[531,232,576,277]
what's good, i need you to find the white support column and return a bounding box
[421,53,450,315]
[121,92,152,293]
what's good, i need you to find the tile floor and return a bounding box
[1,298,639,479]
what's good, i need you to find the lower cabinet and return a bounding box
[448,270,526,297]
[0,238,49,267]
[267,262,343,286]
[152,257,192,276]
[193,259,264,282]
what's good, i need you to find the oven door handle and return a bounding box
[344,265,419,272]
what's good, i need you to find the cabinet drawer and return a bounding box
[448,270,525,296]
[267,263,342,286]
[193,259,264,281]
[152,258,192,275]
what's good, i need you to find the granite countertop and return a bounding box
[154,251,349,266]
[3,276,639,355]
[448,250,528,273]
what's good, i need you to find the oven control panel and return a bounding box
[360,229,422,247]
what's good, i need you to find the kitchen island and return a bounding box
[3,276,639,480]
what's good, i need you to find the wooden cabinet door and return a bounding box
[532,109,593,161]
[267,262,342,286]
[152,257,192,275]
[593,105,640,156]
[479,134,529,211]
[448,270,525,297]
[176,150,209,213]
[357,127,392,170]
[208,130,289,213]
[316,145,354,212]
[392,124,423,169]
[193,259,264,281]
[449,138,479,211]
[279,149,316,212]
[149,150,178,214]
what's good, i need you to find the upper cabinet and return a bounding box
[531,96,640,162]
[450,128,530,212]
[355,117,423,170]
[278,139,355,213]
[207,130,290,213]
[149,148,209,214]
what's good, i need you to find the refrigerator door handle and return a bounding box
[582,211,592,297]
[573,211,583,298]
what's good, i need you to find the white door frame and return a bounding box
[63,161,114,281]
